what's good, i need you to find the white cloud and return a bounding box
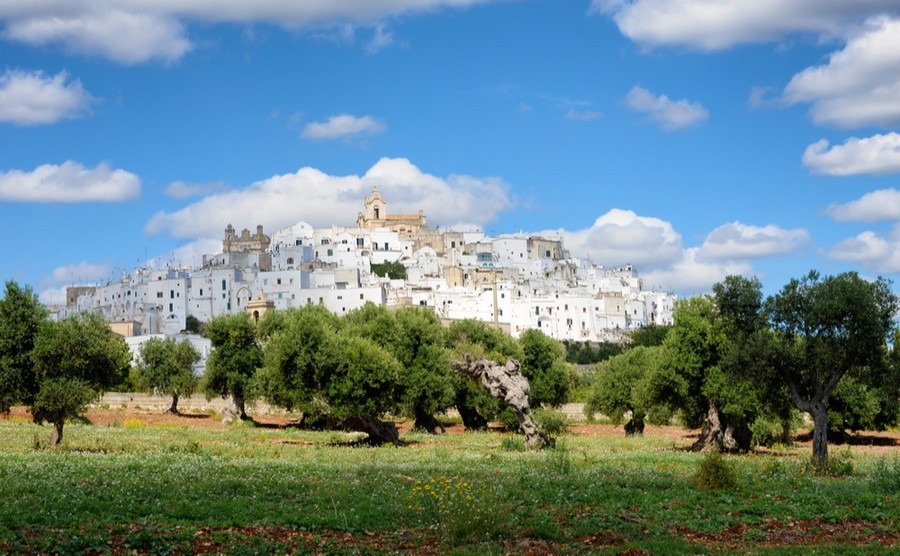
[0,161,141,203]
[4,8,192,65]
[0,69,92,126]
[43,261,113,287]
[698,222,810,260]
[165,180,229,199]
[301,114,386,140]
[825,225,900,273]
[824,189,900,222]
[642,248,753,294]
[625,86,708,131]
[563,108,603,121]
[552,209,684,270]
[592,0,900,50]
[144,238,223,269]
[38,287,68,307]
[145,157,513,239]
[366,24,395,53]
[783,16,900,129]
[0,1,496,63]
[803,134,900,176]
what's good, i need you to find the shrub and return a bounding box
[408,476,509,545]
[871,456,900,494]
[803,448,854,477]
[692,451,737,490]
[532,408,569,436]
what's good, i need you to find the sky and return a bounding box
[1,0,900,305]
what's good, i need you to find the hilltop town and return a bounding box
[60,187,675,347]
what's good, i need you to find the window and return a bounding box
[156,292,163,299]
[321,238,330,245]
[545,250,551,257]
[169,303,173,312]
[318,297,323,304]
[199,288,203,296]
[295,239,302,246]
[341,239,348,244]
[221,279,226,290]
[327,249,333,257]
[357,237,364,247]
[276,278,282,285]
[535,307,540,315]
[360,294,364,300]
[337,295,343,300]
[287,258,294,265]
[263,279,268,286]
[170,290,174,299]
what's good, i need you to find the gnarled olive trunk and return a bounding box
[413,408,446,434]
[168,394,180,415]
[345,416,400,445]
[456,404,488,431]
[692,401,751,452]
[452,356,554,450]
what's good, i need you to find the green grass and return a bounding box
[0,420,897,554]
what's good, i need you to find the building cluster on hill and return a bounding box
[60,187,675,348]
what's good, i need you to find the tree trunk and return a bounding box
[624,415,645,436]
[413,408,446,434]
[345,416,400,445]
[452,356,554,449]
[221,394,248,424]
[779,414,793,446]
[811,401,829,467]
[168,394,180,415]
[692,402,724,452]
[457,404,488,431]
[50,420,64,447]
[692,402,751,452]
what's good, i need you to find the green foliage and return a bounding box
[408,475,509,545]
[370,260,407,280]
[803,448,855,477]
[29,312,130,443]
[585,345,663,427]
[692,451,737,490]
[260,304,401,429]
[202,313,263,408]
[769,271,899,464]
[135,337,200,411]
[518,329,575,408]
[562,340,624,364]
[392,307,455,424]
[871,456,900,494]
[445,319,523,427]
[0,281,49,412]
[183,315,203,334]
[532,408,569,436]
[629,324,671,348]
[30,377,98,431]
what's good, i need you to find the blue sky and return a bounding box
[1,0,900,304]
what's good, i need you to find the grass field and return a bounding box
[1,409,898,555]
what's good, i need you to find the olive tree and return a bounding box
[768,271,898,466]
[202,312,262,421]
[260,304,402,443]
[585,345,667,435]
[136,337,201,414]
[0,281,48,413]
[31,312,131,446]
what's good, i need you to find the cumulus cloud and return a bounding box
[165,180,229,199]
[825,226,900,273]
[783,16,900,129]
[592,0,900,50]
[0,1,495,63]
[698,222,810,260]
[625,86,708,130]
[803,134,900,176]
[0,69,93,125]
[0,161,141,203]
[4,8,192,65]
[642,248,753,294]
[42,261,113,287]
[145,157,513,239]
[552,209,684,270]
[824,189,900,222]
[546,210,808,293]
[301,114,386,141]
